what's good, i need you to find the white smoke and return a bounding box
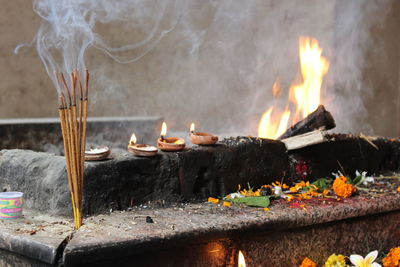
[15,0,181,93]
[16,0,394,135]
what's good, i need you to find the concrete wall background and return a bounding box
[0,0,399,137]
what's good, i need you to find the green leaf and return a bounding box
[353,175,362,185]
[311,178,331,192]
[227,196,270,208]
[346,176,354,184]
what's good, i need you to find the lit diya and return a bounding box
[85,146,111,161]
[157,122,186,151]
[189,123,218,145]
[128,133,158,157]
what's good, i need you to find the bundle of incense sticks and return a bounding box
[57,70,89,229]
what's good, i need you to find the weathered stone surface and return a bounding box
[1,135,400,217]
[0,137,288,216]
[0,117,162,154]
[288,135,400,180]
[62,193,400,266]
[0,150,71,216]
[0,248,52,267]
[0,210,73,265]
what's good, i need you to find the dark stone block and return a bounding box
[1,135,400,216]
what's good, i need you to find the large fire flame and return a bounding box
[258,36,329,139]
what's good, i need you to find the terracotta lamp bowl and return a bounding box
[157,137,186,151]
[128,144,158,157]
[85,146,111,161]
[190,132,218,145]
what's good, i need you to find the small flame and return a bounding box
[160,122,167,137]
[238,251,246,267]
[190,123,195,133]
[258,36,329,139]
[272,81,282,97]
[129,133,137,145]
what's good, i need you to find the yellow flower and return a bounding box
[263,207,270,211]
[333,176,356,198]
[208,197,219,204]
[397,186,400,193]
[383,247,400,267]
[223,201,231,207]
[299,257,317,267]
[325,254,346,267]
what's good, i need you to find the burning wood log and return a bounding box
[57,70,89,229]
[278,105,335,139]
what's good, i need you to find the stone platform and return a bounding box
[0,193,399,266]
[1,134,400,216]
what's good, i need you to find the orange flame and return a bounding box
[258,36,329,139]
[190,123,195,133]
[129,133,137,145]
[160,122,167,137]
[291,37,329,119]
[238,251,246,267]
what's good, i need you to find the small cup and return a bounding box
[157,137,186,151]
[85,146,111,161]
[190,132,218,145]
[128,144,158,157]
[0,192,24,219]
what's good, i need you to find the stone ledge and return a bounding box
[0,116,162,153]
[62,193,400,266]
[0,193,398,266]
[0,211,74,265]
[1,135,400,217]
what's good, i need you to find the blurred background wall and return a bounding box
[0,0,399,137]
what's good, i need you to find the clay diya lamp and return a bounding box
[189,123,218,145]
[85,146,111,161]
[157,122,186,152]
[127,133,158,157]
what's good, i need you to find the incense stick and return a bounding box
[57,71,89,229]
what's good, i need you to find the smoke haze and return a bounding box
[17,0,394,136]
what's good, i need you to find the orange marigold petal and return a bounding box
[208,197,219,204]
[223,201,231,207]
[299,257,317,267]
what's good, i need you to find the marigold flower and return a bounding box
[263,207,270,211]
[223,201,231,207]
[208,197,219,204]
[382,247,400,267]
[397,186,400,193]
[299,257,317,267]
[332,176,356,198]
[324,254,346,267]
